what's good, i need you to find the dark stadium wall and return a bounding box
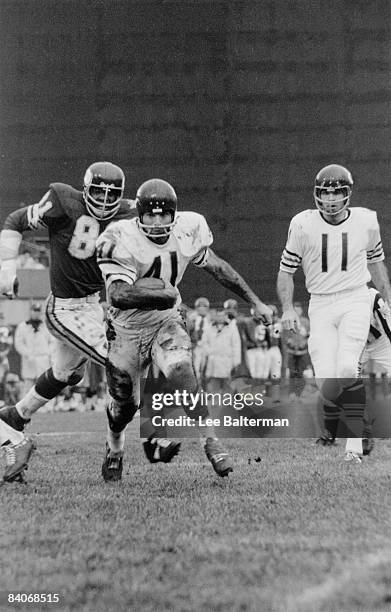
[1,0,391,308]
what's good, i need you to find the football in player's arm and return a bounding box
[0,163,180,467]
[96,178,272,481]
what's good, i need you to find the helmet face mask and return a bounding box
[83,162,125,220]
[136,179,177,242]
[314,164,353,216]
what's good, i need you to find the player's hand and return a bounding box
[281,307,300,332]
[251,301,273,326]
[0,260,18,299]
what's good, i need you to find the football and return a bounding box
[134,277,165,289]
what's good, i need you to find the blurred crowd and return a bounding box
[0,293,386,412]
[0,294,315,412]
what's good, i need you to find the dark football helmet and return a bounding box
[83,161,125,220]
[314,164,353,216]
[136,179,177,239]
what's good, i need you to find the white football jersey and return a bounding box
[280,208,384,294]
[97,211,213,327]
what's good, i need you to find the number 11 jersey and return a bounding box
[280,208,384,294]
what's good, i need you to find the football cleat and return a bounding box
[3,438,35,482]
[204,438,233,477]
[0,405,30,432]
[362,438,375,456]
[344,451,362,464]
[143,437,181,463]
[101,443,123,482]
[315,434,336,446]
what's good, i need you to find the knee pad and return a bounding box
[106,399,138,433]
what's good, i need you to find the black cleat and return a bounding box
[315,434,336,446]
[362,438,375,456]
[3,438,35,482]
[101,443,123,482]
[204,438,233,477]
[143,438,181,463]
[0,405,30,432]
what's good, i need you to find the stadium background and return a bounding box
[1,0,391,308]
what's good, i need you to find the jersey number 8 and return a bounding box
[68,216,100,260]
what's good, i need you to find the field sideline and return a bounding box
[1,410,391,612]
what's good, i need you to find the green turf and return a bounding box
[1,412,391,612]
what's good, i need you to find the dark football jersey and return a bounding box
[3,183,137,298]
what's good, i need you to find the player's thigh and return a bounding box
[366,342,391,376]
[308,304,338,378]
[46,298,106,366]
[152,317,193,380]
[337,300,371,377]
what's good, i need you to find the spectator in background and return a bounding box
[223,299,254,387]
[2,372,22,407]
[16,248,45,270]
[246,322,270,382]
[203,308,241,393]
[14,303,53,394]
[267,305,283,403]
[188,297,212,385]
[284,301,312,379]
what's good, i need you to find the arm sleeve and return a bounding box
[191,215,214,267]
[367,212,384,263]
[279,218,303,274]
[3,187,64,234]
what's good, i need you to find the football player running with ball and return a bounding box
[97,178,273,480]
[0,162,179,464]
[277,164,391,462]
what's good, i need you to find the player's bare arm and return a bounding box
[108,279,178,311]
[201,248,272,325]
[276,270,300,332]
[368,260,391,312]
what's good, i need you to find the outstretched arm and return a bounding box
[201,249,272,325]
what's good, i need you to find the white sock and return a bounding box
[0,420,24,446]
[16,388,49,419]
[345,438,363,455]
[107,427,125,453]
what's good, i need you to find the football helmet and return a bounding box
[83,162,125,220]
[314,164,353,216]
[136,179,177,239]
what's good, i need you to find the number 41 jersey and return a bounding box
[3,183,136,298]
[96,211,213,327]
[280,207,384,294]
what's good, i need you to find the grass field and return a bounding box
[1,409,391,612]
